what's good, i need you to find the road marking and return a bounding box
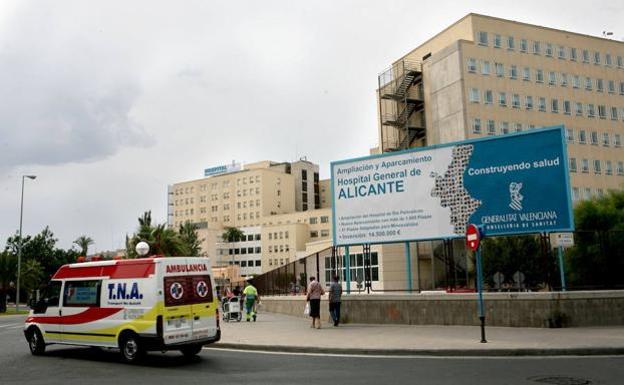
[0,323,21,329]
[8,325,24,329]
[203,347,624,360]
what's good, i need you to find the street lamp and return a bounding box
[16,175,36,313]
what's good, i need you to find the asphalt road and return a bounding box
[1,315,623,385]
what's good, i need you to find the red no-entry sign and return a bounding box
[466,224,481,251]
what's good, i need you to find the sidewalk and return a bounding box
[215,312,624,356]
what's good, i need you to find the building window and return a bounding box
[558,46,566,59]
[578,130,587,144]
[545,43,553,57]
[469,88,480,103]
[598,105,607,119]
[507,36,515,50]
[594,160,602,174]
[570,47,577,61]
[321,216,329,223]
[532,41,540,54]
[484,90,493,104]
[548,71,556,85]
[614,134,621,148]
[495,62,504,77]
[585,77,592,90]
[481,60,490,75]
[523,67,530,81]
[551,99,559,113]
[512,94,520,108]
[520,39,528,52]
[499,121,509,135]
[536,69,544,83]
[618,56,624,68]
[478,31,488,46]
[310,217,317,224]
[603,133,610,147]
[514,123,522,132]
[594,51,601,65]
[560,73,568,87]
[608,80,615,94]
[611,107,619,121]
[467,58,477,72]
[617,161,624,176]
[569,158,577,173]
[525,95,533,110]
[606,161,613,176]
[575,102,583,116]
[572,187,580,201]
[538,97,546,112]
[590,131,599,145]
[498,92,507,107]
[597,79,604,92]
[487,120,496,135]
[566,128,574,143]
[582,49,590,63]
[581,159,589,173]
[494,34,502,48]
[310,231,318,238]
[620,82,624,95]
[573,75,580,89]
[587,104,595,118]
[563,100,571,115]
[509,65,517,79]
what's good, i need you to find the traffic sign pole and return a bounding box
[475,246,487,343]
[557,245,567,292]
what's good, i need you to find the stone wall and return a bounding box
[258,291,624,328]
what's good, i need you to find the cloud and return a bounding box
[0,2,154,169]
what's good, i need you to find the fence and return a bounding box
[250,231,624,295]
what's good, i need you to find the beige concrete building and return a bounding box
[378,13,624,202]
[169,159,330,275]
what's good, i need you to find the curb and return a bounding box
[209,343,624,357]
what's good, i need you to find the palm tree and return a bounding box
[20,259,44,302]
[179,222,203,256]
[221,227,245,266]
[73,235,94,257]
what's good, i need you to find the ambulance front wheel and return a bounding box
[180,344,203,358]
[119,332,145,363]
[27,327,45,355]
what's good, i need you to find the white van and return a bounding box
[24,257,220,363]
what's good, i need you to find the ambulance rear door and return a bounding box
[162,258,194,345]
[188,264,217,341]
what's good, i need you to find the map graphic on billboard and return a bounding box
[331,126,574,246]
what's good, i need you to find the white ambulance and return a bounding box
[24,257,220,363]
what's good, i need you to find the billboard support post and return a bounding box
[345,246,351,294]
[557,246,567,292]
[475,246,487,343]
[404,241,413,292]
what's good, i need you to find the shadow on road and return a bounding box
[42,346,206,368]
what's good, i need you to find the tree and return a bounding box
[0,252,17,312]
[221,227,245,265]
[481,235,545,290]
[73,235,94,257]
[566,190,624,288]
[126,211,192,258]
[19,259,44,301]
[179,222,203,256]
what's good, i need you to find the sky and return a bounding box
[0,0,622,253]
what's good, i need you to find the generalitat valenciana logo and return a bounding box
[509,182,523,211]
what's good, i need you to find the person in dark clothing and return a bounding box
[328,275,342,326]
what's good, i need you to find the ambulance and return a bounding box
[24,257,220,363]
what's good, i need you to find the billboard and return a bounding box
[331,126,573,246]
[204,162,241,177]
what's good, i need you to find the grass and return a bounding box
[0,307,29,316]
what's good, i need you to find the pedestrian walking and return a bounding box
[242,281,259,322]
[328,274,342,326]
[306,276,325,329]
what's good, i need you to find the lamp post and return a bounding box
[16,175,36,313]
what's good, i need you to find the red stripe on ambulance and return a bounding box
[53,260,155,279]
[26,307,123,325]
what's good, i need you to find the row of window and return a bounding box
[564,128,622,147]
[324,253,381,283]
[221,247,262,255]
[468,88,624,120]
[268,258,290,267]
[476,31,624,68]
[268,244,290,253]
[309,216,330,224]
[572,187,611,202]
[228,259,262,268]
[174,175,267,196]
[568,157,624,176]
[268,231,289,240]
[310,229,331,238]
[466,58,624,95]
